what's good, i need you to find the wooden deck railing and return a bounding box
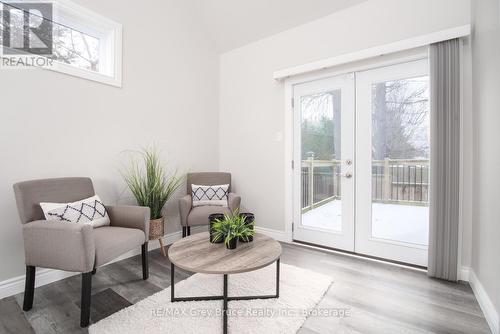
[301,158,429,211]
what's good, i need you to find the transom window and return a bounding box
[0,0,122,86]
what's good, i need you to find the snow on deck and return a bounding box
[301,200,429,246]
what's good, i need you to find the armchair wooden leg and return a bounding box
[187,226,191,236]
[80,272,92,328]
[142,242,149,280]
[23,266,35,311]
[158,238,167,257]
[182,227,186,238]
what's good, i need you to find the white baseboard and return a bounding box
[459,266,470,282]
[255,226,289,242]
[469,269,499,334]
[0,267,76,300]
[0,230,183,300]
[162,230,182,245]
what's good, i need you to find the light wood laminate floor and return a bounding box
[0,241,491,334]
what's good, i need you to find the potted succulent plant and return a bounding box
[122,148,183,256]
[238,213,255,242]
[211,210,255,249]
[209,213,225,243]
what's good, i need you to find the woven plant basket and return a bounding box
[149,217,165,240]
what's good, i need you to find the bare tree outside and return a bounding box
[299,77,429,161]
[301,90,341,160]
[52,23,99,72]
[372,76,430,160]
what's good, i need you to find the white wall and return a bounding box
[471,0,500,325]
[219,0,472,261]
[0,0,219,282]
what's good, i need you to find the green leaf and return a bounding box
[122,147,184,219]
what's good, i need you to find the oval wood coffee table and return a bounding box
[168,232,282,334]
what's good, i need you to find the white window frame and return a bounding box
[1,0,122,87]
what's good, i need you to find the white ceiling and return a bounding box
[190,0,368,53]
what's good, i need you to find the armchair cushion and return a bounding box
[187,206,231,227]
[93,226,145,266]
[23,220,95,272]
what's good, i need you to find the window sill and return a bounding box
[50,60,122,87]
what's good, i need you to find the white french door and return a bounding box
[293,74,355,251]
[355,60,429,266]
[293,59,430,266]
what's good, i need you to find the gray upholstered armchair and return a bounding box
[179,172,241,237]
[13,177,150,328]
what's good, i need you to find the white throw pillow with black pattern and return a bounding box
[40,195,110,228]
[191,184,229,207]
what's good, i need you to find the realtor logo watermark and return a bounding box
[0,2,54,68]
[151,307,352,319]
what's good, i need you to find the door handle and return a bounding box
[343,172,353,179]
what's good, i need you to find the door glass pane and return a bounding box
[300,90,342,231]
[371,76,430,245]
